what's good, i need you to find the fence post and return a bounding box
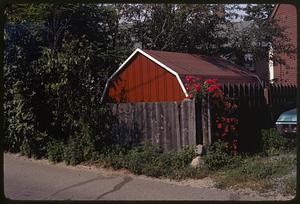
[207,95,212,145]
[201,95,211,146]
[263,87,269,105]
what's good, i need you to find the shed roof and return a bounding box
[142,49,260,85]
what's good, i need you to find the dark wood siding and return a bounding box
[108,53,185,102]
[273,4,297,85]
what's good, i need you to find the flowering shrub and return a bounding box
[185,76,239,155]
[186,77,224,100]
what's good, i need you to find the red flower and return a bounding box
[224,126,229,133]
[207,85,216,92]
[193,84,201,92]
[205,79,218,85]
[205,79,214,85]
[217,123,222,129]
[207,86,213,92]
[186,75,193,82]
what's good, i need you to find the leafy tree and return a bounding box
[226,4,295,68]
[4,4,127,160]
[119,4,230,55]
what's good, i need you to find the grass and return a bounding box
[210,152,296,195]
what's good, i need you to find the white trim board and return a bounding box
[100,48,188,103]
[268,45,274,83]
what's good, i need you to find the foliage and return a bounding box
[228,4,296,70]
[203,140,241,170]
[126,140,161,175]
[4,4,296,170]
[4,81,49,158]
[261,128,297,155]
[118,4,229,55]
[185,76,239,154]
[4,4,126,162]
[99,144,129,169]
[47,141,65,163]
[63,135,84,165]
[97,141,198,179]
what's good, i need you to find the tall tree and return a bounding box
[4,4,127,158]
[119,4,230,55]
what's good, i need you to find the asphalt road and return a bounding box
[4,153,259,201]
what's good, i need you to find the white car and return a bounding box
[275,108,297,137]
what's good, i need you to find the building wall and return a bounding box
[108,53,186,102]
[273,4,297,85]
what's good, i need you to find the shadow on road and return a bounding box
[47,175,115,199]
[96,176,132,199]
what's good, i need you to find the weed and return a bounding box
[261,128,296,156]
[47,141,64,163]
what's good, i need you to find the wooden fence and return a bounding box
[218,83,297,152]
[108,99,196,151]
[108,83,297,153]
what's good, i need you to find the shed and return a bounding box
[101,49,261,103]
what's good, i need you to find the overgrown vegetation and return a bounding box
[203,129,297,196]
[261,128,297,156]
[93,132,296,197]
[96,141,205,180]
[3,4,296,198]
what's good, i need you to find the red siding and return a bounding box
[108,53,185,102]
[273,4,297,85]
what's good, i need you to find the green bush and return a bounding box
[125,142,198,178]
[156,146,196,172]
[203,140,236,170]
[104,141,197,178]
[20,137,32,158]
[101,145,128,169]
[261,128,297,155]
[63,135,84,165]
[126,140,161,175]
[47,141,65,163]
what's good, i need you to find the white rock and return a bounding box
[195,144,204,155]
[190,156,203,168]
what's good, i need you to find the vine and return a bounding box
[185,76,239,155]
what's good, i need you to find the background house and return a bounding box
[101,49,260,103]
[256,4,297,85]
